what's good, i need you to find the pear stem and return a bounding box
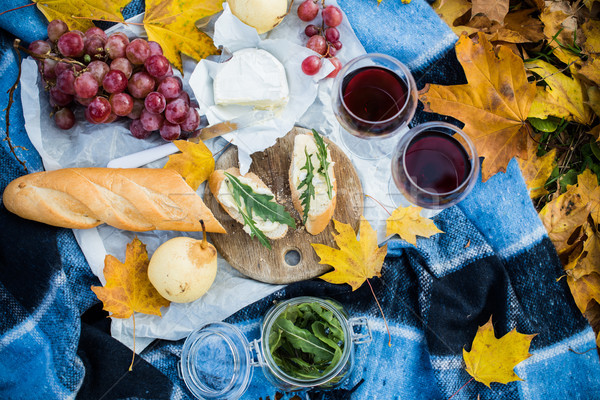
[200,220,208,250]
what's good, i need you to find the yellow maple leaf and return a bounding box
[581,19,600,55]
[568,224,600,279]
[432,0,478,37]
[144,0,223,72]
[163,140,215,191]
[539,5,580,66]
[516,135,556,199]
[463,316,536,388]
[313,218,387,291]
[471,0,509,24]
[33,0,130,31]
[385,205,443,245]
[526,60,594,125]
[540,170,600,254]
[588,86,600,118]
[91,237,170,319]
[567,273,600,314]
[577,57,600,87]
[419,32,536,181]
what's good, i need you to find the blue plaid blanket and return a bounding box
[1,1,599,399]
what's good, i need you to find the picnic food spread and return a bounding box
[3,0,600,399]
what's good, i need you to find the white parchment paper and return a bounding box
[20,0,416,351]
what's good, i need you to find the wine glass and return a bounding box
[390,121,479,209]
[331,53,418,160]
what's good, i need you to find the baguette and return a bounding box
[289,133,336,235]
[208,168,288,240]
[2,168,226,233]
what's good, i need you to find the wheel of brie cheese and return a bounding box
[213,48,290,109]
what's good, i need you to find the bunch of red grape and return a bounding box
[297,2,343,78]
[29,19,201,141]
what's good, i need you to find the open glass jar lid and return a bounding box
[179,297,372,400]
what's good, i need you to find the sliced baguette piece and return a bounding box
[289,133,337,235]
[208,168,289,240]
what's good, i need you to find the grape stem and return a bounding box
[0,2,35,17]
[15,41,87,68]
[6,39,29,173]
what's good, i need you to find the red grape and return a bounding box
[306,35,327,55]
[148,41,163,56]
[140,109,164,131]
[104,113,118,124]
[144,55,170,78]
[105,33,129,59]
[85,27,107,42]
[298,0,319,22]
[50,86,73,107]
[144,91,167,114]
[28,40,51,55]
[322,5,343,27]
[180,108,200,132]
[47,20,68,42]
[301,55,321,75]
[164,98,189,124]
[159,121,181,141]
[42,59,58,80]
[74,72,99,98]
[75,95,94,107]
[327,57,342,78]
[87,60,110,84]
[102,69,128,94]
[84,35,106,59]
[171,90,190,106]
[305,24,319,37]
[87,96,112,123]
[109,92,134,116]
[71,30,85,39]
[109,57,133,79]
[157,76,182,100]
[54,107,75,129]
[127,98,145,119]
[130,119,152,139]
[58,32,84,57]
[55,62,81,78]
[126,38,150,65]
[332,41,343,51]
[325,27,340,43]
[326,44,337,57]
[128,71,155,99]
[56,70,76,95]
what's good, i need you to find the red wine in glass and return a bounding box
[340,66,409,135]
[404,131,471,193]
[392,122,479,209]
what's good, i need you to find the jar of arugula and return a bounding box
[178,296,372,399]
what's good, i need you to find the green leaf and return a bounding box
[312,129,333,199]
[298,150,316,224]
[591,141,600,163]
[312,321,343,375]
[559,169,579,192]
[238,205,272,249]
[528,117,560,132]
[274,318,334,364]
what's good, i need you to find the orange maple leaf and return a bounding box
[419,32,536,181]
[91,237,170,369]
[463,316,536,387]
[143,0,223,72]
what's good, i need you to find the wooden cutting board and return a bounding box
[204,127,363,284]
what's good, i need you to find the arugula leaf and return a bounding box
[224,172,296,228]
[239,208,272,249]
[312,129,333,199]
[298,149,316,224]
[268,301,346,380]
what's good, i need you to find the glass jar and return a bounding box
[178,296,372,399]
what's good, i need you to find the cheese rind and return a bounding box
[213,48,290,109]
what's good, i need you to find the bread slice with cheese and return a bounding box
[289,132,337,235]
[208,168,290,241]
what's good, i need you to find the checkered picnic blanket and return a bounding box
[1,0,599,399]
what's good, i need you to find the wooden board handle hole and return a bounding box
[284,249,301,267]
